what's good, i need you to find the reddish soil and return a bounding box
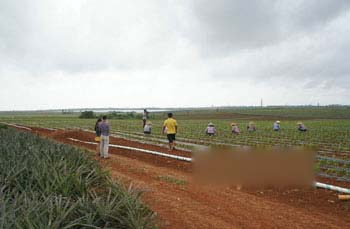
[10,125,350,228]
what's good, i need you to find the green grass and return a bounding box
[0,106,350,184]
[157,176,187,185]
[0,124,7,129]
[215,106,350,119]
[0,128,155,228]
[1,107,349,181]
[155,106,350,120]
[3,114,348,151]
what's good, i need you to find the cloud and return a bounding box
[190,2,350,89]
[188,0,280,53]
[0,0,186,74]
[0,0,349,110]
[186,0,350,54]
[288,0,350,29]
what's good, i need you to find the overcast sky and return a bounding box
[0,0,349,110]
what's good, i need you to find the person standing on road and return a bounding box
[99,115,110,159]
[142,109,149,128]
[162,113,178,151]
[94,118,102,155]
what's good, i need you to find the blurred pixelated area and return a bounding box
[193,146,316,188]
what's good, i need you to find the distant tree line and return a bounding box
[79,111,154,119]
[61,109,74,115]
[79,111,96,119]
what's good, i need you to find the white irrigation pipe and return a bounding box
[1,122,56,131]
[5,124,350,192]
[41,127,56,131]
[67,138,350,193]
[114,131,203,148]
[0,122,32,131]
[67,139,350,194]
[81,128,193,152]
[109,134,194,153]
[314,182,350,194]
[67,138,193,162]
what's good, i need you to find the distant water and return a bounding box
[77,109,170,113]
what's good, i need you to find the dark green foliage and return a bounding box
[79,111,96,119]
[108,112,143,120]
[0,129,155,228]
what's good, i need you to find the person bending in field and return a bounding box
[247,121,256,131]
[297,122,307,132]
[144,121,152,135]
[142,109,149,128]
[273,120,281,131]
[163,113,178,151]
[205,122,216,136]
[94,118,102,155]
[231,122,240,134]
[99,115,110,159]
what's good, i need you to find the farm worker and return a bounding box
[297,122,307,132]
[94,118,102,155]
[99,115,110,159]
[247,121,256,131]
[231,122,240,134]
[273,121,281,131]
[144,121,152,135]
[162,113,178,151]
[205,122,216,136]
[142,109,149,128]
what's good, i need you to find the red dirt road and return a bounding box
[12,126,350,228]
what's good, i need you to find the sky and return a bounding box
[0,0,349,110]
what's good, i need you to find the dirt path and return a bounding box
[11,126,350,228]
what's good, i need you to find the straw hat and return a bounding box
[146,121,152,125]
[297,122,302,125]
[231,122,237,126]
[249,121,255,125]
[208,122,214,126]
[276,121,280,123]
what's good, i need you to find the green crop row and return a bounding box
[0,128,155,228]
[1,115,350,152]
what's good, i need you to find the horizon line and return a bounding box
[1,104,349,113]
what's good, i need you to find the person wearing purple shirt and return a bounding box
[205,122,216,136]
[98,115,110,159]
[297,122,307,132]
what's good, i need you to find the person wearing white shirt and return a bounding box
[273,121,281,131]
